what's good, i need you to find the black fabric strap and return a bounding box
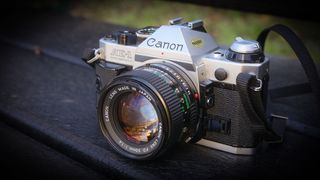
[257,24,320,104]
[236,73,265,130]
[237,73,282,143]
[236,24,318,143]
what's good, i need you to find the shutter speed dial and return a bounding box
[227,37,264,63]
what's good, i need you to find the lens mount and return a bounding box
[98,62,198,160]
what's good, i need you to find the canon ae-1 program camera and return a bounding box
[82,17,281,160]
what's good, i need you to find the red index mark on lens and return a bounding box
[194,93,199,100]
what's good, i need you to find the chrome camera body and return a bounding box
[83,17,270,160]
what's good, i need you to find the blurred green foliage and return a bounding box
[70,0,320,62]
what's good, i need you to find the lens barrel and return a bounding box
[98,63,198,160]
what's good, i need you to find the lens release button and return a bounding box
[215,68,228,81]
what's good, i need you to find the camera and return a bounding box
[82,18,277,160]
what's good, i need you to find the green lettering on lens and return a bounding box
[183,94,190,109]
[180,106,185,112]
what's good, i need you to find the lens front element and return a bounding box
[118,92,159,145]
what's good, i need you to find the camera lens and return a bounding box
[117,92,159,145]
[98,63,199,160]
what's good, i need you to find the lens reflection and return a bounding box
[117,92,159,145]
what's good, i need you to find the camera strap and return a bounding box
[237,24,320,143]
[237,73,282,143]
[257,24,320,104]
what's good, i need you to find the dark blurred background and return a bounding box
[1,0,319,62]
